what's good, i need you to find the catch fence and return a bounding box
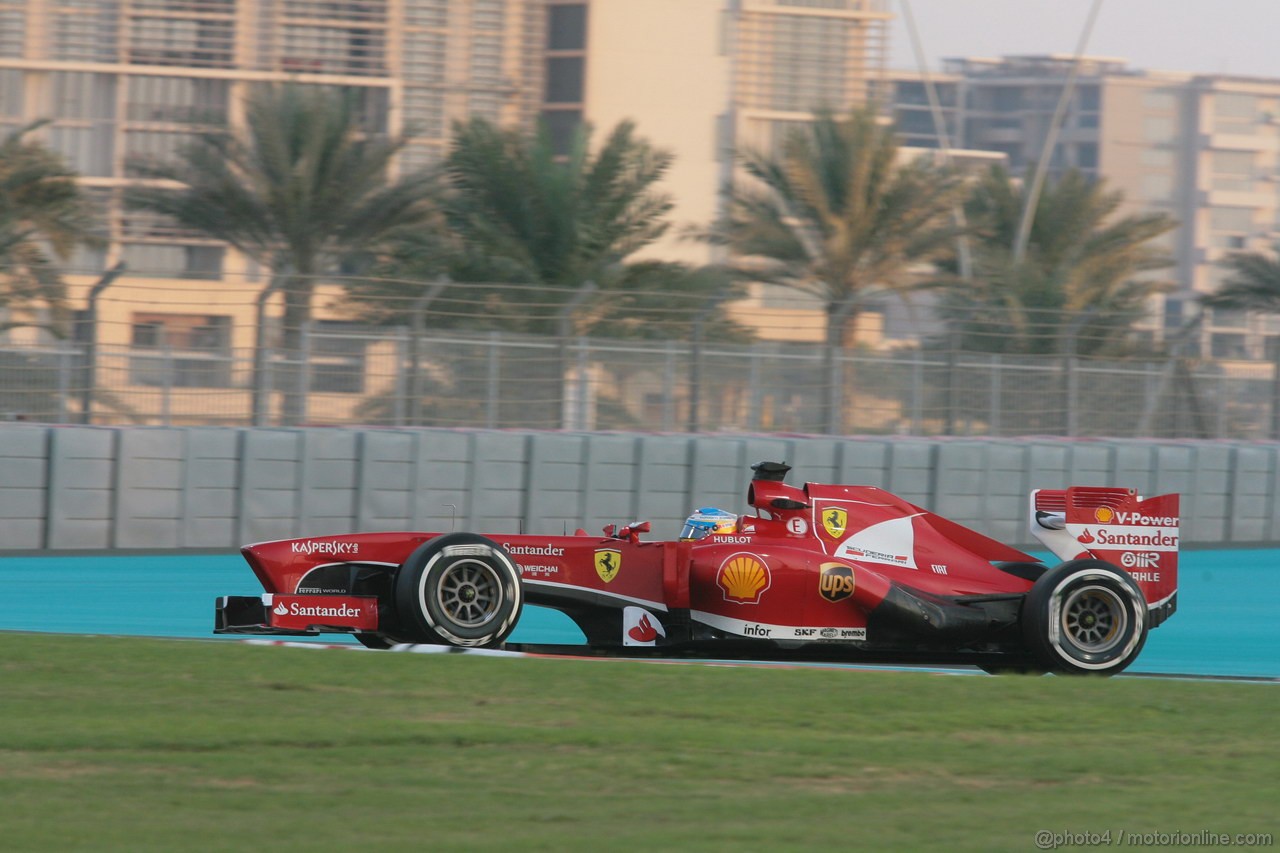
[3,333,1277,439]
[2,273,1278,438]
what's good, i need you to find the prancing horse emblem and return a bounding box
[822,507,848,539]
[594,548,622,583]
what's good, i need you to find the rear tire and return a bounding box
[1022,559,1148,676]
[394,533,524,648]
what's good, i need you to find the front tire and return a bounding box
[1022,559,1148,676]
[394,533,524,648]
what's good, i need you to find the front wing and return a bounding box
[216,594,379,636]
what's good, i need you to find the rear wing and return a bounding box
[1030,487,1179,627]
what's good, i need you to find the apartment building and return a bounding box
[0,0,545,282]
[547,0,889,261]
[0,0,552,422]
[889,55,1280,359]
[0,1,895,423]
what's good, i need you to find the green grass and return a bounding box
[1,634,1276,852]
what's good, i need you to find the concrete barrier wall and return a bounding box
[2,424,1279,550]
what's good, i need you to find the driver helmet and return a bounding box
[680,507,738,541]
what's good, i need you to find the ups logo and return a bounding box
[819,563,856,602]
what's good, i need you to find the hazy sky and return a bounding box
[889,0,1280,79]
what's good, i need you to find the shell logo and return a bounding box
[717,554,771,604]
[1094,506,1114,523]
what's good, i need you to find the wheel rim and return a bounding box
[1060,584,1127,655]
[436,559,502,627]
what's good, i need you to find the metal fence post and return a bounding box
[687,336,701,433]
[748,344,762,431]
[828,341,844,435]
[911,348,923,435]
[79,262,125,424]
[408,277,448,426]
[576,336,590,431]
[687,287,732,433]
[391,329,407,427]
[252,274,283,427]
[1066,354,1079,437]
[161,340,173,426]
[56,348,71,423]
[486,330,500,429]
[663,340,676,432]
[558,281,597,430]
[296,320,312,427]
[1271,344,1280,440]
[989,353,1001,436]
[944,330,960,436]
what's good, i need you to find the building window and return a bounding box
[0,6,23,58]
[1141,173,1172,202]
[1141,149,1174,168]
[1211,150,1255,192]
[1213,150,1254,175]
[992,87,1023,110]
[399,143,442,174]
[547,4,587,50]
[468,91,502,124]
[0,67,22,122]
[1076,85,1100,112]
[402,31,446,84]
[52,71,111,118]
[541,109,582,156]
[123,128,200,176]
[1143,117,1174,143]
[53,4,120,63]
[48,125,116,178]
[545,56,584,104]
[1215,92,1257,119]
[309,322,367,394]
[121,243,225,279]
[128,15,235,68]
[129,312,233,387]
[404,86,445,138]
[1210,206,1254,233]
[405,0,447,28]
[126,75,229,125]
[1210,332,1248,360]
[470,34,504,88]
[280,23,387,77]
[1143,90,1177,112]
[283,0,385,23]
[343,85,390,135]
[1076,142,1098,169]
[472,0,504,29]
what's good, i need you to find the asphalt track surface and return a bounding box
[1,548,1276,679]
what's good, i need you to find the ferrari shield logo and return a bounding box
[594,548,622,583]
[822,507,848,539]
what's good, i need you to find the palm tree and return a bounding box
[339,117,749,428]
[0,121,99,338]
[128,83,436,422]
[1202,250,1280,438]
[436,116,678,331]
[714,107,966,432]
[939,166,1176,356]
[1201,251,1280,313]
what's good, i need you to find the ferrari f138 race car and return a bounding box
[216,462,1179,675]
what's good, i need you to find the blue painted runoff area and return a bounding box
[0,549,1275,678]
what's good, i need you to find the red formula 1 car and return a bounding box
[215,462,1179,675]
